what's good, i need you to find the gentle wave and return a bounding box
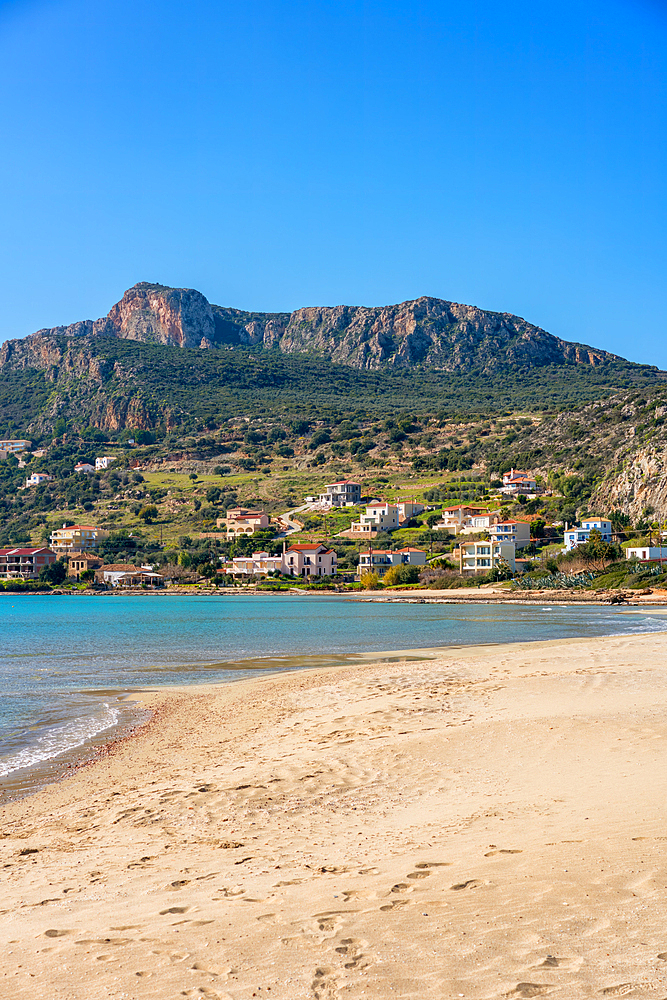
[0,704,120,777]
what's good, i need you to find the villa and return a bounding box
[490,520,531,549]
[318,480,362,507]
[0,546,56,579]
[282,542,337,578]
[358,547,427,579]
[95,564,164,588]
[0,439,31,457]
[221,508,271,538]
[454,540,516,575]
[68,554,103,581]
[25,472,53,488]
[49,523,109,555]
[563,518,612,552]
[501,469,538,494]
[95,456,117,471]
[227,551,284,577]
[349,502,399,536]
[74,462,95,474]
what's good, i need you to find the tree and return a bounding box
[360,571,380,590]
[383,564,420,586]
[579,529,621,571]
[189,472,198,481]
[39,558,67,584]
[531,518,546,538]
[139,505,158,523]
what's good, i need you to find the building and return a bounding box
[49,523,109,555]
[626,546,667,562]
[501,469,538,495]
[0,439,31,456]
[318,480,362,506]
[68,554,103,581]
[358,547,427,578]
[563,518,613,552]
[454,540,516,575]
[433,506,501,535]
[396,501,425,523]
[220,508,271,538]
[227,551,284,577]
[95,564,164,588]
[25,472,53,488]
[74,462,95,474]
[349,502,399,536]
[95,456,117,471]
[0,547,56,579]
[282,543,337,577]
[490,520,531,549]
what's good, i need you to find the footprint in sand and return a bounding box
[599,987,638,997]
[415,861,450,868]
[44,929,72,938]
[311,966,338,1000]
[406,871,431,880]
[450,879,483,891]
[504,985,553,998]
[538,956,571,967]
[160,906,190,915]
[379,899,409,911]
[485,849,523,857]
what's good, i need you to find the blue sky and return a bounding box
[0,0,665,366]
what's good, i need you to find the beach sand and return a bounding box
[3,631,667,998]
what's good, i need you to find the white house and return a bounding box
[501,469,538,494]
[318,480,362,506]
[95,456,117,471]
[227,551,284,576]
[74,462,95,474]
[434,505,500,535]
[626,546,667,562]
[563,518,612,552]
[490,520,531,550]
[25,472,53,487]
[349,502,399,536]
[358,547,427,578]
[455,540,516,575]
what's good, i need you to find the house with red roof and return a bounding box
[318,480,362,507]
[0,547,56,579]
[282,542,337,578]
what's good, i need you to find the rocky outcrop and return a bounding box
[107,283,215,348]
[593,447,667,521]
[0,282,631,376]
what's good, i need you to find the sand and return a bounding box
[3,631,667,998]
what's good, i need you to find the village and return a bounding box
[1,436,663,590]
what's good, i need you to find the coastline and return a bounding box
[3,584,667,605]
[3,631,667,998]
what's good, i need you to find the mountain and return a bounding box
[0,281,639,374]
[0,282,665,438]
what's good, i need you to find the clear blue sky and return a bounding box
[0,0,665,366]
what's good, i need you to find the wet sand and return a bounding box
[3,631,667,998]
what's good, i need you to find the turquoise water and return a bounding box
[1,594,665,786]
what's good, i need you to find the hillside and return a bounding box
[0,282,665,440]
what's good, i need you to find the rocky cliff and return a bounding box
[0,282,632,375]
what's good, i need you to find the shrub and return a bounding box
[360,571,380,590]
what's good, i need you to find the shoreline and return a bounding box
[3,584,667,605]
[3,630,667,997]
[4,605,667,804]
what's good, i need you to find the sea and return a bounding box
[1,594,666,796]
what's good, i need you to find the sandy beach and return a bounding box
[3,631,667,999]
